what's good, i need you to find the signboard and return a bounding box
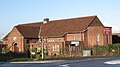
[31,52,35,55]
[104,28,111,34]
[83,50,91,57]
[71,40,79,46]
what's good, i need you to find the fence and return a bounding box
[1,44,120,59]
[0,51,30,59]
[47,44,120,57]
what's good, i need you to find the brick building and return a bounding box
[0,41,7,53]
[112,33,120,44]
[3,16,112,56]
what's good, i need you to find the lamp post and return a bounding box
[41,37,44,60]
[38,25,44,59]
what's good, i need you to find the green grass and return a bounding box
[9,58,34,62]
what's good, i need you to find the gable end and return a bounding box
[88,16,104,27]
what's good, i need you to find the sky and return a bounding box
[0,0,120,39]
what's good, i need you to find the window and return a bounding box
[26,39,29,44]
[74,35,78,40]
[55,45,59,51]
[96,35,100,45]
[48,39,54,42]
[13,37,17,41]
[52,45,59,51]
[52,45,55,51]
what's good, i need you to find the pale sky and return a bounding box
[0,0,120,39]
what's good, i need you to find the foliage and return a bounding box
[31,48,37,52]
[92,44,120,56]
[4,46,12,53]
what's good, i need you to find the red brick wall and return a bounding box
[46,42,63,56]
[46,37,64,55]
[3,40,8,45]
[89,17,103,27]
[87,26,104,47]
[28,37,64,56]
[65,33,82,41]
[7,27,24,52]
[47,38,64,42]
[84,31,88,48]
[24,39,38,51]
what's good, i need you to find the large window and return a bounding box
[96,35,100,45]
[48,39,54,42]
[52,45,59,51]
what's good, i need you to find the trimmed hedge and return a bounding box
[92,44,120,56]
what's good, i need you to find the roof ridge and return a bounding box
[5,15,100,38]
[16,15,96,26]
[18,22,43,26]
[49,15,97,22]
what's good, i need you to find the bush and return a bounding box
[92,44,120,56]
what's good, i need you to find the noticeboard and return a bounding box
[71,40,79,46]
[104,28,111,34]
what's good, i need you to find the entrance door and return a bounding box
[14,43,19,52]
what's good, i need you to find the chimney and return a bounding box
[43,18,49,24]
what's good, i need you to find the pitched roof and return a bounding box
[12,16,102,38]
[41,16,97,37]
[14,22,43,38]
[16,25,40,38]
[2,32,10,40]
[0,41,3,44]
[18,22,43,27]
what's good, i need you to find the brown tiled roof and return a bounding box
[15,16,101,38]
[18,22,43,27]
[2,32,10,40]
[16,22,43,38]
[16,26,40,38]
[41,16,97,37]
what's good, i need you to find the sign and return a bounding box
[31,52,35,55]
[71,40,79,46]
[104,28,111,34]
[83,50,91,57]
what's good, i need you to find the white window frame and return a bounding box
[52,45,59,51]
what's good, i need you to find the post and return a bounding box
[69,45,71,56]
[41,37,44,59]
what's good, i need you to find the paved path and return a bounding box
[0,57,120,67]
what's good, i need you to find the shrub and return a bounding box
[92,44,120,56]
